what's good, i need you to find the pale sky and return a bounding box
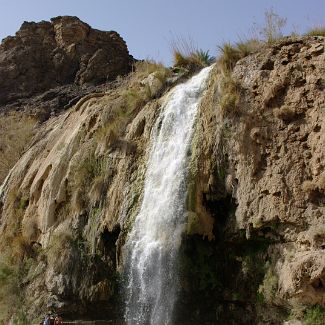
[0,0,324,65]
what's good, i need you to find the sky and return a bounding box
[0,0,324,65]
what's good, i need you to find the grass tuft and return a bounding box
[303,305,325,325]
[260,8,287,43]
[171,35,214,70]
[173,49,214,70]
[97,60,171,146]
[218,73,241,117]
[0,113,36,183]
[305,27,325,37]
[217,39,261,73]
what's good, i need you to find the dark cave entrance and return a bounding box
[176,191,279,324]
[99,225,121,269]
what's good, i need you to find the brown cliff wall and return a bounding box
[0,27,324,324]
[185,35,325,324]
[0,16,132,105]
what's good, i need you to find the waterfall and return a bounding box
[124,66,213,325]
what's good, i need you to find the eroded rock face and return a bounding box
[0,86,161,320]
[0,33,324,324]
[0,16,132,104]
[184,36,325,324]
[229,36,325,305]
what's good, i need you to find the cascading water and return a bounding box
[124,66,213,325]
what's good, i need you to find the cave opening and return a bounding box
[99,225,120,268]
[177,187,282,324]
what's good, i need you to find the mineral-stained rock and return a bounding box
[0,16,132,105]
[1,31,325,324]
[0,58,168,320]
[187,36,325,324]
[227,37,325,310]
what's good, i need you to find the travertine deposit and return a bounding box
[0,16,324,324]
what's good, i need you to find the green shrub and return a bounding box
[171,36,214,70]
[258,266,278,303]
[10,309,32,325]
[74,150,107,194]
[189,49,214,67]
[173,49,214,70]
[303,305,325,325]
[0,254,33,324]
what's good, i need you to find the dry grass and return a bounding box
[0,113,36,183]
[218,73,241,117]
[318,174,325,191]
[132,60,170,81]
[260,9,287,43]
[173,49,214,70]
[97,60,170,145]
[273,105,297,121]
[302,180,316,193]
[216,10,287,74]
[305,27,325,37]
[303,173,325,193]
[170,35,214,70]
[0,245,35,324]
[217,39,261,73]
[215,38,260,118]
[69,60,171,215]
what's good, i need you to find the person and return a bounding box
[54,314,63,325]
[43,314,50,325]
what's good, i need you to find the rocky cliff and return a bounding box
[183,35,325,324]
[0,17,324,325]
[0,16,132,106]
[0,16,133,184]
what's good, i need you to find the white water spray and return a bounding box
[124,66,213,325]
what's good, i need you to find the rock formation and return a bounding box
[186,35,325,324]
[0,17,325,324]
[0,16,132,105]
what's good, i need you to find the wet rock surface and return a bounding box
[0,32,324,324]
[184,36,325,324]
